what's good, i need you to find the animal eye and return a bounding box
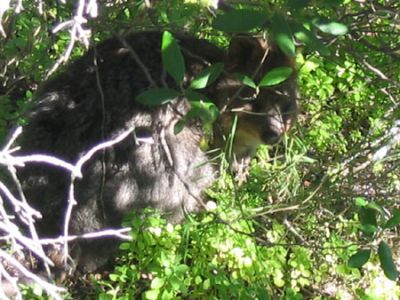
[251,99,266,111]
[281,101,296,115]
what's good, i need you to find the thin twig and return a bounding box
[46,0,96,78]
[0,124,151,297]
[62,126,138,267]
[39,228,132,245]
[117,35,158,88]
[0,251,65,300]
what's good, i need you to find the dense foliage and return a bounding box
[1,0,399,299]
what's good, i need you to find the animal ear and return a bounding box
[226,35,269,74]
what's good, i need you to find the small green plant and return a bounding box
[348,198,400,281]
[97,208,308,299]
[1,1,400,299]
[135,31,221,145]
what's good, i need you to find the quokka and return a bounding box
[12,31,298,272]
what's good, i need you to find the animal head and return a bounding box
[213,35,298,160]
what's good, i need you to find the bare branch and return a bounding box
[62,126,139,267]
[362,59,400,89]
[0,251,65,300]
[39,228,132,245]
[0,0,11,37]
[0,122,148,297]
[46,0,98,77]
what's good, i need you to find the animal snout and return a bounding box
[261,107,286,144]
[261,128,282,145]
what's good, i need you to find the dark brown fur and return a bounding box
[11,31,297,272]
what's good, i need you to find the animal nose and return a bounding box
[261,128,281,144]
[261,106,285,144]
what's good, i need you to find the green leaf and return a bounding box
[169,275,181,290]
[360,224,378,234]
[136,88,181,106]
[187,99,219,124]
[384,210,400,229]
[366,202,384,213]
[186,90,211,102]
[312,17,348,35]
[144,290,160,300]
[174,92,219,136]
[259,67,293,87]
[256,287,271,300]
[109,274,119,281]
[355,197,368,207]
[194,276,202,285]
[233,73,257,89]
[175,264,189,273]
[359,207,378,238]
[25,90,33,99]
[174,119,186,135]
[161,31,185,83]
[190,63,224,89]
[359,207,377,226]
[161,290,174,300]
[271,13,295,56]
[292,23,330,56]
[348,249,371,268]
[98,294,112,300]
[203,278,210,290]
[212,9,267,33]
[119,242,131,250]
[378,241,399,281]
[151,277,165,289]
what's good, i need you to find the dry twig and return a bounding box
[0,124,153,298]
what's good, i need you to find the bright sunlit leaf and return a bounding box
[161,31,185,83]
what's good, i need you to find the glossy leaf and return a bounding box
[259,67,293,87]
[271,13,295,56]
[384,209,400,229]
[359,207,377,238]
[190,63,224,89]
[144,290,159,300]
[348,249,371,268]
[173,119,185,135]
[233,73,257,89]
[213,9,267,33]
[360,224,378,234]
[136,88,180,106]
[312,17,348,35]
[366,201,384,213]
[359,207,377,226]
[187,100,219,124]
[161,31,185,84]
[186,90,211,103]
[292,23,330,56]
[378,241,399,281]
[174,91,219,135]
[151,277,165,289]
[355,197,368,207]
